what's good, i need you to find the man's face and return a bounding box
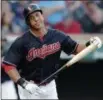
[28,11,44,30]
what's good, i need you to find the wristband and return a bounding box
[16,78,28,88]
[85,41,90,47]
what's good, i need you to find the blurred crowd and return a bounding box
[2,1,103,35]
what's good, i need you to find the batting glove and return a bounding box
[90,36,102,48]
[17,78,41,94]
[24,81,40,94]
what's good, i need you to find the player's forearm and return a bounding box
[74,36,102,55]
[6,68,21,83]
[5,68,40,94]
[74,44,86,54]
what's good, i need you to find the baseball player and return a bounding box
[2,3,102,99]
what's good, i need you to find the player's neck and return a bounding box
[30,27,47,37]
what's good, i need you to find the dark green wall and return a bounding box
[56,59,103,100]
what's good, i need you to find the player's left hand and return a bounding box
[90,36,102,48]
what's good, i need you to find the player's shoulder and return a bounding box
[17,30,31,40]
[19,30,30,39]
[48,28,68,37]
[12,30,30,45]
[49,28,62,33]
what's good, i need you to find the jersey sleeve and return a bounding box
[61,33,78,55]
[3,38,23,67]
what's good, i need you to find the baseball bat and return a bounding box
[39,43,98,86]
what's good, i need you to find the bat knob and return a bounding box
[90,37,102,48]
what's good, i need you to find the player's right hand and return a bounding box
[24,81,40,94]
[25,81,47,95]
[17,78,43,94]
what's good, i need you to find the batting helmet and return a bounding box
[23,3,43,24]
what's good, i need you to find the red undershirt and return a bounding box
[2,63,15,73]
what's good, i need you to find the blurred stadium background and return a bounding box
[1,1,103,100]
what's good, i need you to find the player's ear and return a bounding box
[24,15,29,25]
[26,17,31,26]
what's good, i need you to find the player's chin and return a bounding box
[34,27,41,30]
[32,25,39,29]
[34,25,41,29]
